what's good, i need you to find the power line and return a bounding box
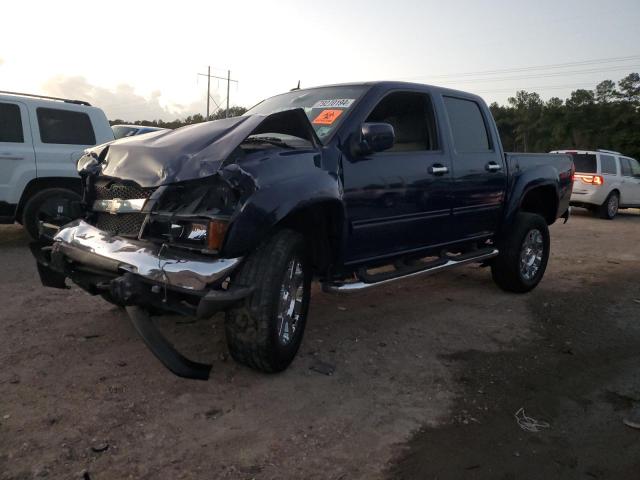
[470,82,599,95]
[401,54,640,81]
[435,64,640,86]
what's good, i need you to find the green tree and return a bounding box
[595,80,617,103]
[617,73,640,103]
[210,106,248,120]
[507,91,544,152]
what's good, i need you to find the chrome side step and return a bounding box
[322,249,499,293]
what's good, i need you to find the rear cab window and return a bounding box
[0,102,24,143]
[599,154,617,175]
[443,96,491,152]
[36,107,96,145]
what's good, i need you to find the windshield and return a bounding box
[244,85,368,142]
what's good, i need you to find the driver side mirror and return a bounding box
[351,122,395,157]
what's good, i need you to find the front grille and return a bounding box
[94,182,155,200]
[94,212,146,237]
[91,181,154,237]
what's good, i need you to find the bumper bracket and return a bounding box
[126,306,212,380]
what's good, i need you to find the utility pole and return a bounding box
[206,66,211,120]
[226,70,231,118]
[197,67,238,120]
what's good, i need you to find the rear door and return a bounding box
[443,95,507,239]
[0,101,36,210]
[619,157,640,204]
[341,90,452,263]
[31,106,98,180]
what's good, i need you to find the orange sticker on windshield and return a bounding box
[312,109,343,125]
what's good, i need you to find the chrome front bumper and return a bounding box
[52,220,241,291]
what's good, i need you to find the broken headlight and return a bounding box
[147,218,229,252]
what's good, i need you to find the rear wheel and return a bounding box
[597,191,619,219]
[21,188,81,240]
[225,229,311,372]
[491,212,550,293]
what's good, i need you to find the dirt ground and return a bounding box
[1,208,639,480]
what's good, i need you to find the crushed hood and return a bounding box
[86,109,318,188]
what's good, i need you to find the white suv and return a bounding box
[0,91,114,238]
[551,149,640,219]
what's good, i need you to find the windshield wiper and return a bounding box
[242,136,294,148]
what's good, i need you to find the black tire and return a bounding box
[491,212,550,293]
[21,188,81,240]
[225,229,312,372]
[597,191,619,220]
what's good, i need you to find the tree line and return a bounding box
[490,73,640,158]
[109,106,248,130]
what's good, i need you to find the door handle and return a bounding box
[0,154,24,161]
[485,162,502,172]
[428,164,449,175]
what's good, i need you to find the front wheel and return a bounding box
[225,229,311,372]
[491,212,550,293]
[21,188,81,240]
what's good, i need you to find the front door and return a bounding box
[341,91,452,264]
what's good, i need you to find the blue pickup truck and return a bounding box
[32,81,574,379]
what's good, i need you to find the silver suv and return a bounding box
[552,149,640,219]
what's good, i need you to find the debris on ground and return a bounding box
[514,407,550,432]
[309,359,335,376]
[90,441,109,453]
[204,408,223,420]
[622,409,640,429]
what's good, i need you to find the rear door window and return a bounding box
[570,153,597,173]
[0,102,24,143]
[443,96,491,152]
[36,107,96,145]
[599,155,617,175]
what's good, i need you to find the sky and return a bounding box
[1,0,639,121]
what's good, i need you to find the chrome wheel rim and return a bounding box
[520,229,544,281]
[607,195,618,217]
[276,257,305,345]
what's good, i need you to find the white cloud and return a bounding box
[41,75,210,121]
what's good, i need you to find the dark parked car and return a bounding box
[32,81,574,379]
[112,124,168,139]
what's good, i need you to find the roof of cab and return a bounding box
[288,80,485,102]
